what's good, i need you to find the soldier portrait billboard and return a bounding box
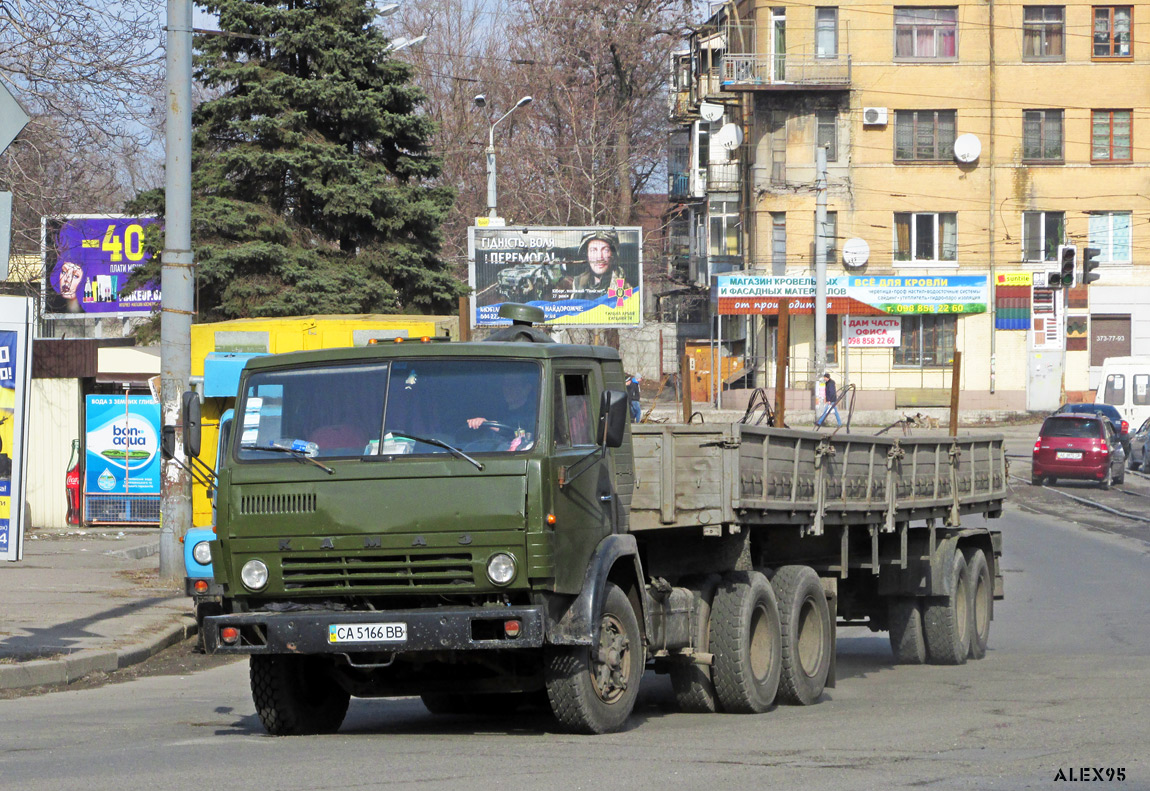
[469,226,642,328]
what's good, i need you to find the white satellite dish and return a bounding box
[842,237,870,268]
[713,122,744,150]
[953,133,981,164]
[700,102,724,123]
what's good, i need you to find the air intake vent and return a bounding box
[240,493,317,515]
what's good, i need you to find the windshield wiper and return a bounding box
[241,443,336,475]
[386,431,485,471]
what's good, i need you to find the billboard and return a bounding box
[42,215,160,317]
[0,297,33,562]
[84,395,162,496]
[714,274,989,316]
[469,226,642,327]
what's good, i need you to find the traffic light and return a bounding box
[1082,246,1102,286]
[1056,244,1077,288]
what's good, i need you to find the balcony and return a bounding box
[703,162,740,193]
[721,53,851,90]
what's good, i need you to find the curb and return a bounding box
[0,619,198,691]
[106,540,162,561]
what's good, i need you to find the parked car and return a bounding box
[1033,414,1126,489]
[1054,403,1131,457]
[1128,416,1150,470]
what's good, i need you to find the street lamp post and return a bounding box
[476,95,532,220]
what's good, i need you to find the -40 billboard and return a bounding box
[42,215,160,317]
[469,226,643,328]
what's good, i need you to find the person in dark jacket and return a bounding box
[625,373,642,422]
[817,372,842,427]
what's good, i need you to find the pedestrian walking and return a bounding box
[816,372,842,427]
[626,373,642,422]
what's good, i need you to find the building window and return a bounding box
[1023,109,1063,161]
[771,212,787,275]
[826,315,840,365]
[708,199,740,258]
[816,7,838,57]
[1091,110,1132,162]
[895,7,957,60]
[1093,6,1132,58]
[1088,211,1132,264]
[816,110,838,162]
[895,110,956,161]
[1022,211,1065,262]
[1023,7,1065,60]
[815,211,838,265]
[894,315,957,367]
[895,212,957,263]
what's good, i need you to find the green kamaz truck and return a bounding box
[192,306,1007,735]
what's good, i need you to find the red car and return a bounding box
[1032,414,1126,489]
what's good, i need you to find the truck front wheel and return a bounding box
[545,582,644,734]
[250,654,350,735]
[710,571,782,714]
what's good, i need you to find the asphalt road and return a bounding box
[1,503,1148,791]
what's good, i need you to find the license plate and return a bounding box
[1055,451,1082,460]
[328,622,407,644]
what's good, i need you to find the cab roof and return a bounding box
[240,340,622,372]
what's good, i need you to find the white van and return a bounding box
[1094,356,1150,428]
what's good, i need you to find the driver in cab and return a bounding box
[466,374,537,451]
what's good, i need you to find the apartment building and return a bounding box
[667,1,1150,411]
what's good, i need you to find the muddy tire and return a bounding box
[668,575,721,713]
[888,597,927,664]
[250,654,350,735]
[923,549,971,665]
[710,571,782,714]
[545,582,644,734]
[1100,466,1112,490]
[964,549,993,660]
[772,566,832,705]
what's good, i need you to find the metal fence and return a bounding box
[721,54,851,87]
[84,494,161,525]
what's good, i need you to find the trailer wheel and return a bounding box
[669,575,721,713]
[250,654,350,735]
[888,597,927,664]
[545,582,644,734]
[964,549,993,660]
[710,571,782,714]
[923,549,971,665]
[772,565,832,705]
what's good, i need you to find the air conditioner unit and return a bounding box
[863,107,888,126]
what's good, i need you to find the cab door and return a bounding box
[549,367,614,593]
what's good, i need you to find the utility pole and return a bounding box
[159,0,194,585]
[814,145,828,393]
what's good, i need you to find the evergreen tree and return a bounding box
[142,0,462,320]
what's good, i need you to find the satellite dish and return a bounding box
[842,237,870,268]
[699,102,724,123]
[713,123,744,150]
[953,133,981,164]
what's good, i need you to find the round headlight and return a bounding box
[192,541,212,566]
[486,553,516,586]
[240,559,269,591]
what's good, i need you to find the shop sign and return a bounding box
[84,395,161,496]
[469,226,642,328]
[845,316,902,347]
[714,275,988,316]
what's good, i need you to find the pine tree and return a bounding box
[162,0,462,320]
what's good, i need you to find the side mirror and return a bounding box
[597,389,628,449]
[182,391,202,458]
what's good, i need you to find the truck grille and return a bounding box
[280,552,475,591]
[240,493,317,515]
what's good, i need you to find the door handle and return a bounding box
[599,494,614,502]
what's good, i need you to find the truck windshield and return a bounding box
[236,359,542,461]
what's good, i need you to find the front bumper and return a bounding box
[203,604,545,655]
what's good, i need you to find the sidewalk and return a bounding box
[0,527,194,691]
